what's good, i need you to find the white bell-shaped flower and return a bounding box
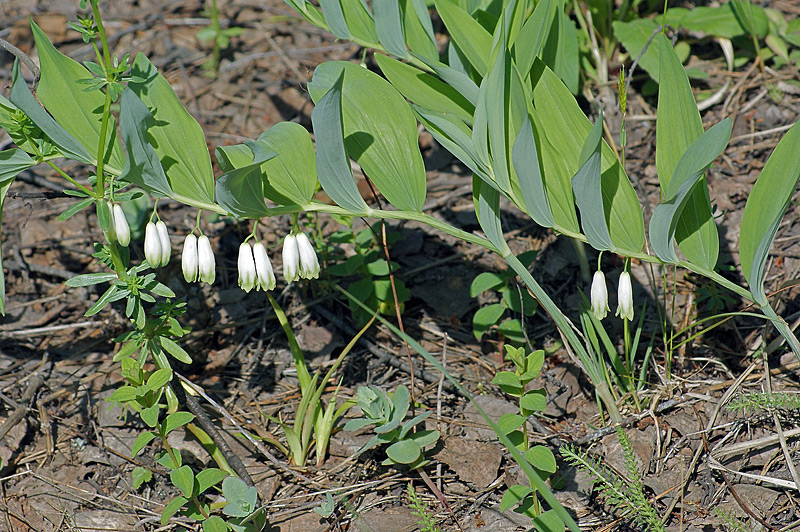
[590,270,609,321]
[237,242,257,292]
[253,242,276,291]
[144,222,163,267]
[182,234,199,283]
[197,235,216,284]
[616,271,634,321]
[282,233,300,283]
[156,221,171,266]
[296,233,320,280]
[112,204,130,247]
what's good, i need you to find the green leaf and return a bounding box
[57,197,94,222]
[502,288,537,317]
[403,0,438,61]
[66,272,118,287]
[470,272,506,297]
[341,0,379,44]
[500,484,531,512]
[650,119,731,264]
[414,107,490,180]
[524,445,556,473]
[118,89,173,197]
[310,71,370,214]
[9,63,93,164]
[131,431,158,457]
[476,177,511,254]
[30,20,124,170]
[128,54,215,208]
[196,469,229,494]
[513,0,557,77]
[160,337,193,364]
[0,149,34,184]
[492,371,523,396]
[161,412,195,435]
[255,122,317,205]
[740,120,800,304]
[375,53,475,124]
[374,0,408,58]
[222,476,258,517]
[412,54,480,106]
[681,3,768,38]
[160,495,189,525]
[203,516,228,532]
[132,466,152,489]
[215,161,272,218]
[571,110,612,251]
[520,389,547,413]
[308,61,427,212]
[513,114,554,228]
[170,465,195,498]
[473,303,505,340]
[216,143,254,172]
[497,412,525,435]
[318,0,350,39]
[385,439,422,464]
[141,404,160,428]
[407,429,440,447]
[84,284,120,317]
[146,368,173,390]
[655,33,718,270]
[434,0,492,76]
[532,509,566,532]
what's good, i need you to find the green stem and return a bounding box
[761,303,800,360]
[89,0,113,198]
[46,161,95,196]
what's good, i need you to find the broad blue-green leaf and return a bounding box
[513,0,556,77]
[283,0,327,28]
[513,115,554,228]
[0,149,34,184]
[215,144,254,173]
[531,62,644,253]
[310,71,370,214]
[318,0,350,39]
[342,0,379,44]
[476,177,511,255]
[374,0,408,58]
[404,0,438,61]
[309,61,426,211]
[656,34,719,269]
[255,122,317,205]
[9,63,93,165]
[612,18,662,83]
[118,89,172,197]
[376,53,475,124]
[30,20,124,170]
[649,119,731,264]
[222,477,258,518]
[434,0,492,76]
[129,54,215,208]
[412,53,480,106]
[740,121,800,304]
[541,5,579,94]
[386,439,422,464]
[571,111,612,251]
[215,157,275,218]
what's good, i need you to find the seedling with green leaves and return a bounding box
[345,384,440,468]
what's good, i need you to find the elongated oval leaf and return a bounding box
[215,161,273,218]
[309,61,426,211]
[119,89,172,197]
[375,53,475,124]
[476,177,511,255]
[403,0,438,61]
[656,34,719,269]
[413,53,480,105]
[128,54,215,209]
[319,0,351,39]
[649,119,731,264]
[342,0,379,43]
[740,120,800,304]
[433,0,492,76]
[571,112,612,251]
[31,20,124,171]
[513,0,556,77]
[374,0,408,58]
[513,115,554,228]
[255,122,317,205]
[310,71,370,214]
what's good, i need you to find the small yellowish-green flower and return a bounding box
[616,271,634,321]
[590,270,609,321]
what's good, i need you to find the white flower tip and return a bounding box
[296,233,320,280]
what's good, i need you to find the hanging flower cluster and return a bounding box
[590,265,634,322]
[237,241,276,292]
[144,221,171,267]
[105,202,131,247]
[182,234,216,285]
[237,230,319,291]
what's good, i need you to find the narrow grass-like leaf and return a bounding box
[413,54,480,105]
[404,0,438,61]
[656,34,719,270]
[341,0,378,43]
[9,63,93,165]
[740,121,800,305]
[571,111,612,251]
[434,0,492,76]
[118,89,172,197]
[649,119,731,264]
[128,54,215,208]
[310,71,370,214]
[318,0,351,39]
[376,53,475,124]
[255,122,317,205]
[513,0,556,77]
[30,20,124,170]
[282,0,328,28]
[309,62,426,211]
[513,115,554,228]
[374,0,408,58]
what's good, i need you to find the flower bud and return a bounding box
[144,222,163,267]
[590,270,609,321]
[237,242,256,292]
[296,232,320,280]
[616,271,634,321]
[182,234,199,283]
[197,235,216,284]
[156,221,171,266]
[282,233,300,283]
[104,201,117,244]
[253,242,276,291]
[112,204,130,247]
